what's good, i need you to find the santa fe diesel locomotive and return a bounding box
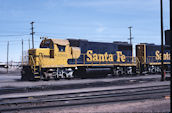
[21,38,170,80]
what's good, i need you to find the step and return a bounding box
[34,72,39,75]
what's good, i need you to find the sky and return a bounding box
[0,0,170,62]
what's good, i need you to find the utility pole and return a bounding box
[128,26,133,44]
[170,0,172,79]
[22,39,23,65]
[7,41,9,73]
[30,21,35,49]
[128,26,134,62]
[160,0,164,81]
[28,38,30,49]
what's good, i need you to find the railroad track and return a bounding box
[0,84,170,112]
[0,76,161,95]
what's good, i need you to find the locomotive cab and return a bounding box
[22,38,81,80]
[38,39,80,67]
[30,39,71,67]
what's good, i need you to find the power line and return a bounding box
[0,34,29,37]
[0,40,40,43]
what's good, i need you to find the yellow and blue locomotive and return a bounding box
[21,37,170,81]
[136,43,170,74]
[21,38,137,80]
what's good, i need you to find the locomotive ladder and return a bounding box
[30,55,40,78]
[38,53,44,72]
[135,57,141,74]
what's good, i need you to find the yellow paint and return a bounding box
[28,97,33,100]
[116,51,126,62]
[34,76,40,78]
[51,39,69,45]
[86,50,93,62]
[40,63,136,68]
[71,47,81,59]
[155,50,170,60]
[29,39,77,67]
[149,62,170,65]
[86,50,125,62]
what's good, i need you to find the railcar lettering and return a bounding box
[86,50,126,62]
[155,50,170,60]
[57,54,67,57]
[116,51,126,62]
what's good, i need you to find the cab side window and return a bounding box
[58,45,65,52]
[50,50,54,58]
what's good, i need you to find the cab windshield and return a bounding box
[40,40,54,49]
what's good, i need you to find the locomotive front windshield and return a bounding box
[40,40,54,49]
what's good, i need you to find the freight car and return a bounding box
[21,38,137,80]
[136,43,170,74]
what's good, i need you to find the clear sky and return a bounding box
[0,0,170,62]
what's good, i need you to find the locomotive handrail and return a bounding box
[135,57,140,67]
[147,56,170,63]
[75,58,77,64]
[134,57,141,73]
[29,55,36,72]
[29,55,35,66]
[83,54,85,64]
[147,56,157,63]
[39,53,44,71]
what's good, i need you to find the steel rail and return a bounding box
[0,75,168,95]
[0,91,169,112]
[0,84,169,102]
[0,84,169,101]
[0,85,170,112]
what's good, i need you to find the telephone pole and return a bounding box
[22,39,23,65]
[170,0,172,79]
[30,21,35,49]
[160,0,164,81]
[7,41,9,73]
[128,26,133,44]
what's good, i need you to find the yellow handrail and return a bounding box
[39,53,44,72]
[135,57,140,68]
[29,55,36,72]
